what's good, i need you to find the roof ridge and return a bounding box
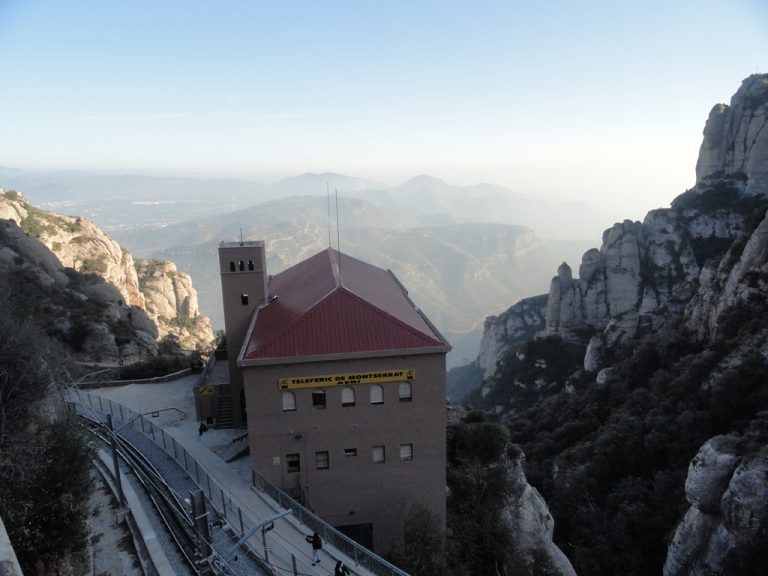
[328,247,342,287]
[248,286,442,357]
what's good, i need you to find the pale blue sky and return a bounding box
[0,0,766,217]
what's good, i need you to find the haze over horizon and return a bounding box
[1,0,766,220]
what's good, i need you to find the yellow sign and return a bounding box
[279,369,415,390]
[198,385,215,396]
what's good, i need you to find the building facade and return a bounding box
[218,243,450,552]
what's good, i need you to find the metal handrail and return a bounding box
[68,389,409,576]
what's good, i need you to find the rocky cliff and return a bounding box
[512,74,768,373]
[0,216,157,362]
[476,294,548,379]
[464,74,768,575]
[0,190,213,356]
[664,436,768,576]
[499,447,577,576]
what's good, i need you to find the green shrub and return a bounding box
[80,256,108,274]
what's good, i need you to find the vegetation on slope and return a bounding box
[483,306,768,575]
[455,184,768,575]
[0,287,94,574]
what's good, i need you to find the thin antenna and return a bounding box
[239,228,243,244]
[326,181,332,248]
[335,188,342,284]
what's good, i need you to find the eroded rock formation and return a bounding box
[544,74,768,365]
[500,447,577,576]
[664,437,768,576]
[477,294,547,378]
[0,190,213,354]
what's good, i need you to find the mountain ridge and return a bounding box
[461,73,768,575]
[0,190,214,357]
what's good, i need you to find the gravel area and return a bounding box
[86,472,143,576]
[119,458,197,576]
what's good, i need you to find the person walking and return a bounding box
[335,560,351,575]
[305,531,322,565]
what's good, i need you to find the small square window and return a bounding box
[312,390,326,409]
[372,445,385,463]
[241,294,249,305]
[286,453,300,473]
[400,443,413,461]
[316,451,329,470]
[344,448,357,458]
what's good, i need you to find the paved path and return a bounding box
[84,379,381,576]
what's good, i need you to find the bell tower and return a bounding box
[217,240,268,426]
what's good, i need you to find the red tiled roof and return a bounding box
[242,248,447,360]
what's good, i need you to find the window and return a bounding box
[341,386,355,407]
[370,384,383,404]
[398,382,412,402]
[248,260,254,271]
[372,445,385,463]
[312,389,326,409]
[229,261,236,272]
[286,453,300,473]
[241,294,249,305]
[281,391,296,412]
[238,260,245,271]
[400,443,413,461]
[344,448,358,458]
[316,451,329,470]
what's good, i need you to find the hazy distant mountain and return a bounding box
[0,167,604,364]
[269,172,383,196]
[113,194,419,255]
[150,215,592,366]
[0,167,612,241]
[348,175,614,240]
[0,166,272,232]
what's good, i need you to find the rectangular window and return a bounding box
[400,443,413,461]
[398,382,412,402]
[241,294,249,305]
[312,390,326,409]
[286,453,300,473]
[316,451,329,470]
[372,445,385,463]
[344,448,357,458]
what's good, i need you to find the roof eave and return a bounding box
[237,301,266,364]
[238,344,450,368]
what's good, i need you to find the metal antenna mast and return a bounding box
[335,188,342,284]
[327,181,332,248]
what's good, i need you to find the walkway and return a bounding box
[76,378,402,576]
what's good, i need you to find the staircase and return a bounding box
[216,395,235,428]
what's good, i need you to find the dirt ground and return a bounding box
[85,472,143,576]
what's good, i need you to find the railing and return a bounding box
[250,470,408,576]
[69,389,408,576]
[78,368,193,389]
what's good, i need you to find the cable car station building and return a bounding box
[216,241,450,552]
